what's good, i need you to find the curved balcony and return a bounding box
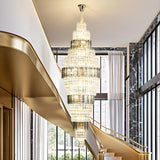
[0,0,73,135]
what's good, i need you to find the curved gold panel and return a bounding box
[0,31,74,136]
[92,124,150,160]
[91,118,148,151]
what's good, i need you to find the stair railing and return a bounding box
[90,117,148,152]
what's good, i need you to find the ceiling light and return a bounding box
[62,4,100,147]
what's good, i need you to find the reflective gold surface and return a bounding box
[0,88,13,109]
[91,118,148,151]
[98,151,104,160]
[0,31,74,136]
[0,105,14,160]
[92,123,150,160]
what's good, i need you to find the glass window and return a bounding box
[48,122,56,159]
[58,128,64,159]
[152,31,156,77]
[157,25,160,74]
[147,92,151,152]
[152,89,156,160]
[136,23,160,159]
[157,86,160,159]
[66,133,71,150]
[58,55,66,69]
[144,94,147,147]
[138,59,141,88]
[139,96,144,145]
[66,133,72,159]
[101,100,110,132]
[144,42,147,84]
[140,56,143,87]
[101,56,109,93]
[94,100,100,128]
[148,38,151,81]
[96,55,101,93]
[90,105,94,123]
[73,139,78,160]
[80,147,86,160]
[87,148,93,160]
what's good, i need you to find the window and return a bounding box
[94,100,100,128]
[58,128,64,159]
[147,91,151,153]
[157,25,160,74]
[152,32,156,77]
[152,89,156,160]
[101,100,110,132]
[148,38,151,81]
[144,94,147,147]
[144,42,148,84]
[57,55,66,69]
[137,23,160,160]
[48,123,56,159]
[101,56,109,93]
[157,86,160,160]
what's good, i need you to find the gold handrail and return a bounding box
[90,118,148,152]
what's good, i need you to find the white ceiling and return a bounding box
[34,0,160,47]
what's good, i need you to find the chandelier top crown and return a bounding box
[78,4,86,12]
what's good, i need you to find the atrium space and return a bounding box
[0,0,160,160]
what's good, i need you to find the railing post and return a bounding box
[139,153,150,160]
[98,150,104,160]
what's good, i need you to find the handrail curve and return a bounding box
[90,118,148,152]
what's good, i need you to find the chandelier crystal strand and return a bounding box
[62,4,100,147]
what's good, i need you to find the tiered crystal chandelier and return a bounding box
[62,4,100,147]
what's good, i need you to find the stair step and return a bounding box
[104,152,115,157]
[104,157,122,160]
[101,148,108,152]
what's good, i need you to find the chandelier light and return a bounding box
[62,4,100,147]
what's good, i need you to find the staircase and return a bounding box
[104,152,122,160]
[86,119,150,160]
[99,148,122,160]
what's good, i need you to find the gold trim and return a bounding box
[0,31,72,127]
[62,67,100,78]
[71,40,91,48]
[73,122,88,130]
[98,151,104,160]
[91,118,148,152]
[92,123,151,160]
[68,95,94,104]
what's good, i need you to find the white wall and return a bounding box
[0,0,68,111]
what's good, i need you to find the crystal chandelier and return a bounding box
[62,4,100,147]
